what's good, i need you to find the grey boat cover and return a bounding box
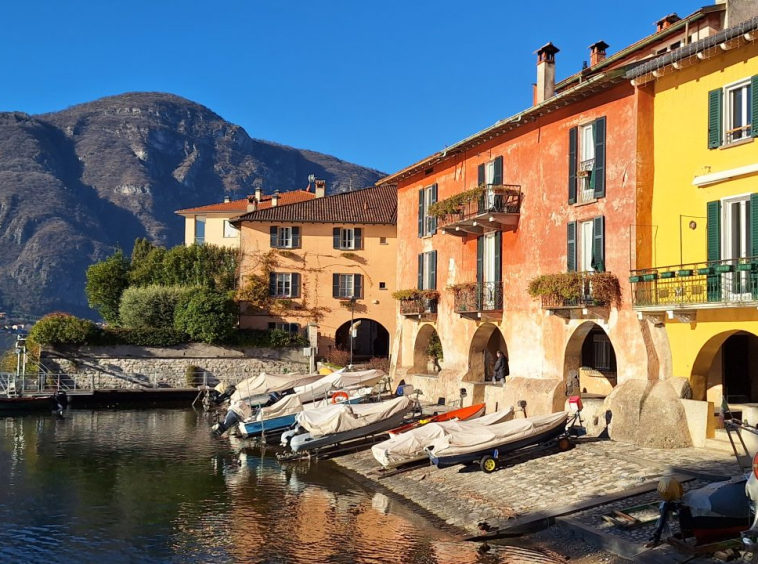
[427,411,568,458]
[295,396,413,437]
[229,372,323,403]
[372,407,516,468]
[288,368,385,404]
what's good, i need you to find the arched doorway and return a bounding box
[412,325,443,374]
[564,321,617,397]
[464,324,508,383]
[692,330,758,405]
[335,318,389,359]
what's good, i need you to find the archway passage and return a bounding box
[335,318,389,359]
[465,324,508,382]
[564,321,617,397]
[693,330,758,405]
[412,325,443,374]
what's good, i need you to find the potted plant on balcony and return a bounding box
[447,282,478,312]
[392,289,439,314]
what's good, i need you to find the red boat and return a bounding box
[388,403,486,436]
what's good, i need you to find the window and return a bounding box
[268,273,300,298]
[477,156,503,211]
[379,282,386,290]
[268,322,300,334]
[721,195,753,298]
[417,251,437,290]
[568,117,606,204]
[567,216,605,272]
[581,329,616,373]
[332,273,363,299]
[418,184,437,237]
[194,217,205,245]
[223,220,238,238]
[380,237,387,245]
[333,227,362,250]
[270,226,300,248]
[709,76,757,148]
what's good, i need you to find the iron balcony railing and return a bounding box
[438,185,522,234]
[399,297,438,316]
[577,158,596,203]
[629,256,758,308]
[539,271,613,309]
[453,281,503,313]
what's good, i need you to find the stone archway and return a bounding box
[463,323,508,383]
[411,324,442,374]
[691,330,758,404]
[563,321,618,397]
[335,318,390,359]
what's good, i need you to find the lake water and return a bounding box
[0,408,562,564]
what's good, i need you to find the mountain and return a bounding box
[0,92,385,318]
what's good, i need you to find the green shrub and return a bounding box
[85,250,130,324]
[174,288,237,344]
[119,285,194,329]
[96,327,188,347]
[29,313,98,345]
[185,365,202,387]
[227,329,308,348]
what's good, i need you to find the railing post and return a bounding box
[91,373,95,391]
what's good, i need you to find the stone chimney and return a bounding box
[589,41,609,66]
[271,190,280,207]
[655,14,681,32]
[535,42,559,105]
[246,195,257,212]
[315,179,326,198]
[223,195,230,203]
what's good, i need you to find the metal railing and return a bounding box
[577,159,596,203]
[630,257,758,308]
[539,271,611,309]
[438,185,522,229]
[452,281,504,313]
[399,298,438,316]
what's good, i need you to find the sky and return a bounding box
[1,0,708,174]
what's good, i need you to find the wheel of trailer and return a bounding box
[480,455,498,474]
[557,437,572,452]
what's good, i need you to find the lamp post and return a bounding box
[349,296,356,368]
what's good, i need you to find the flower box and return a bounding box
[629,275,641,283]
[714,264,733,273]
[737,263,756,272]
[641,273,657,282]
[697,267,714,275]
[676,269,693,277]
[659,271,675,279]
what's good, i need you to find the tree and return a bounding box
[28,313,97,345]
[85,249,130,324]
[174,288,237,344]
[119,285,193,329]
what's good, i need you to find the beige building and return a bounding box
[233,185,397,360]
[175,187,318,248]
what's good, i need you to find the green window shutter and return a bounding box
[708,89,723,149]
[270,226,278,247]
[291,273,301,298]
[494,231,502,282]
[332,273,340,298]
[269,272,277,296]
[592,216,605,272]
[751,75,758,138]
[354,274,363,299]
[593,117,606,199]
[476,236,483,285]
[478,164,485,187]
[333,227,341,249]
[430,184,438,235]
[418,254,424,289]
[568,127,577,204]
[291,226,300,248]
[430,251,437,290]
[706,200,721,302]
[354,228,362,249]
[493,156,503,185]
[418,189,424,237]
[751,193,758,255]
[567,222,577,272]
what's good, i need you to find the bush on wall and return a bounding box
[119,285,194,330]
[173,288,238,344]
[28,313,98,345]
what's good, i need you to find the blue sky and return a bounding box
[1,0,706,174]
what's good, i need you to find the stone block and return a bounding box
[680,399,714,447]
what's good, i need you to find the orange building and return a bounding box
[383,6,728,444]
[233,184,397,360]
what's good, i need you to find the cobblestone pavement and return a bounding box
[334,438,740,535]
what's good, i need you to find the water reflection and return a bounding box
[0,409,562,563]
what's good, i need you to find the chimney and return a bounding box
[315,179,326,198]
[246,195,257,213]
[589,41,609,66]
[535,42,560,105]
[271,190,280,207]
[223,195,230,203]
[254,187,262,202]
[655,14,681,32]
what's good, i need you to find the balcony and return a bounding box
[577,158,596,204]
[432,185,522,237]
[451,281,503,319]
[394,290,439,320]
[528,271,621,315]
[630,257,758,313]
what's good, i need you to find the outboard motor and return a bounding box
[280,425,304,448]
[212,409,241,437]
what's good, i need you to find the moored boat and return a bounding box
[388,402,486,437]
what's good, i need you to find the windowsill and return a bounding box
[573,197,599,207]
[338,248,361,251]
[271,246,299,250]
[719,137,754,150]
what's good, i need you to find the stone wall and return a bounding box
[42,344,308,389]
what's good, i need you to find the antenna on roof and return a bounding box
[308,174,316,183]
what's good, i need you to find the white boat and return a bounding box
[372,406,515,469]
[281,396,414,453]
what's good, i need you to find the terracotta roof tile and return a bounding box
[176,190,315,214]
[234,185,397,225]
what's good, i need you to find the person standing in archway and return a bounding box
[494,350,508,385]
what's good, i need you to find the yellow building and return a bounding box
[175,187,317,248]
[629,15,758,418]
[233,185,397,360]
